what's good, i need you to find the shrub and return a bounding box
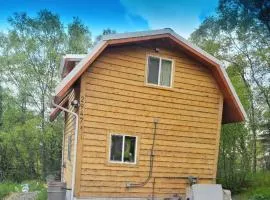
[0,182,21,199]
[248,187,270,200]
[0,180,47,199]
[37,187,48,200]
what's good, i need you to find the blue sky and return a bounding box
[0,0,219,39]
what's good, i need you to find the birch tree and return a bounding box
[0,10,92,180]
[190,0,270,190]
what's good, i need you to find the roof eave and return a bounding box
[219,64,248,122]
[55,40,108,99]
[59,54,87,77]
[49,94,69,121]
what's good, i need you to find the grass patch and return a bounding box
[21,180,45,192]
[0,182,22,199]
[248,171,270,188]
[0,180,47,199]
[37,187,48,200]
[234,171,270,200]
[248,187,270,200]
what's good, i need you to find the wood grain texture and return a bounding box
[75,43,223,198]
[75,75,86,196]
[62,90,76,188]
[212,94,224,181]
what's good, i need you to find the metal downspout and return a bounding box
[61,129,65,182]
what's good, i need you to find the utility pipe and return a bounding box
[126,118,159,188]
[52,99,79,200]
[61,129,65,182]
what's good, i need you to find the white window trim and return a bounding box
[146,55,174,88]
[109,133,138,165]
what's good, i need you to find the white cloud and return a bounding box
[120,0,218,38]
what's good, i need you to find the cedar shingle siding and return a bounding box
[62,42,224,198]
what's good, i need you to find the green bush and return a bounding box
[21,180,45,192]
[247,171,270,188]
[250,195,270,200]
[248,187,270,200]
[37,187,48,200]
[0,182,21,199]
[234,172,270,199]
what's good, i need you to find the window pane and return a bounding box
[110,135,123,161]
[124,136,136,163]
[147,57,160,84]
[160,59,172,86]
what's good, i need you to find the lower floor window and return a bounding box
[110,134,137,164]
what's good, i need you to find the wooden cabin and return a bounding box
[50,28,246,200]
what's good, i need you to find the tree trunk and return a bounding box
[240,73,257,173]
[0,83,3,128]
[250,100,257,173]
[41,94,47,179]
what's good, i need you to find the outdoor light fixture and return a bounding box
[71,99,80,108]
[154,48,160,52]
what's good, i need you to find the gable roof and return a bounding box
[51,28,247,123]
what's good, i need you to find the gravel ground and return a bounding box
[4,192,38,200]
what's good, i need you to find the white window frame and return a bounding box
[109,133,138,165]
[146,55,174,88]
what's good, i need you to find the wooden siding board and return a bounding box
[84,134,216,145]
[84,97,219,120]
[85,89,218,115]
[92,60,217,89]
[86,73,219,99]
[86,81,219,107]
[80,164,213,175]
[82,131,217,144]
[102,46,211,73]
[83,116,217,133]
[63,90,76,188]
[81,158,215,169]
[85,103,218,125]
[84,119,217,136]
[78,192,187,198]
[81,138,216,150]
[101,49,214,78]
[89,62,219,93]
[77,43,222,198]
[75,75,86,196]
[83,110,218,129]
[80,169,214,179]
[82,145,215,155]
[82,154,215,165]
[87,70,220,100]
[94,58,216,85]
[212,95,224,181]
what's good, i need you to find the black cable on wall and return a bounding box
[126,118,159,188]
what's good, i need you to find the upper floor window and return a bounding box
[147,56,173,87]
[109,134,137,164]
